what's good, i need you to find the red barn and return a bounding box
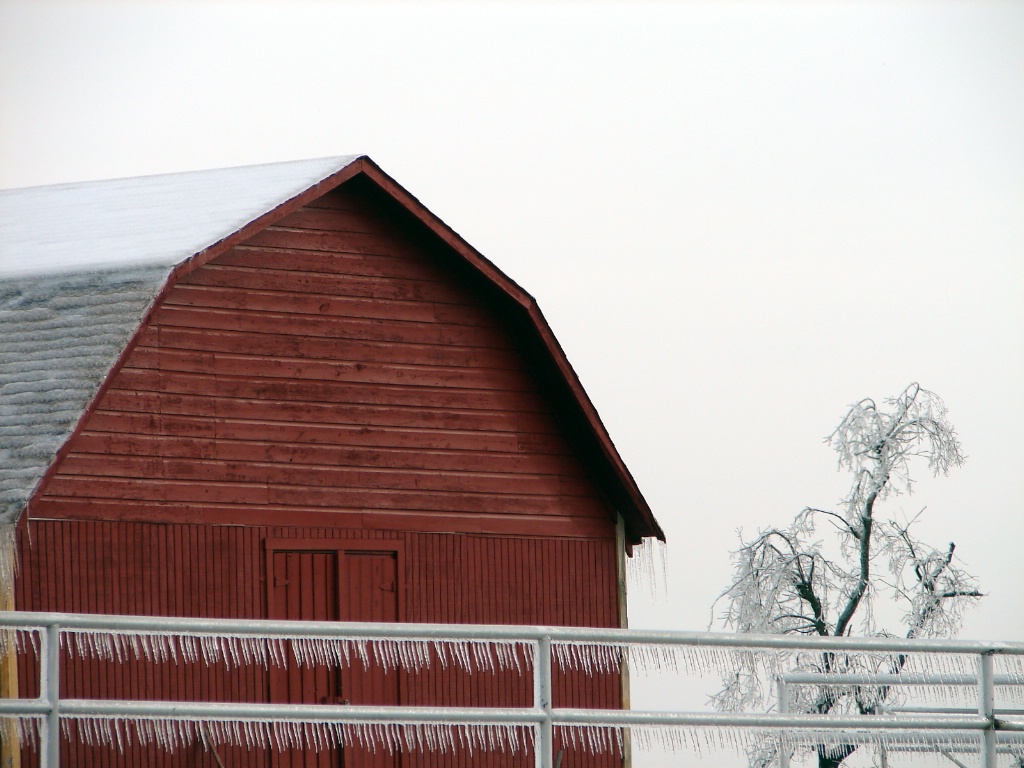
[0,156,664,767]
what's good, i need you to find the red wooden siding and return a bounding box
[17,178,624,766]
[16,521,620,767]
[30,181,612,540]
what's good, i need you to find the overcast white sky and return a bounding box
[1,1,1021,764]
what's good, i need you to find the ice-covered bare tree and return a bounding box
[712,384,982,768]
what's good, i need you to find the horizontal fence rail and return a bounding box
[1,611,1024,767]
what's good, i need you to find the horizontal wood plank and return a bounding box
[127,345,537,391]
[134,325,521,371]
[220,246,451,283]
[163,283,502,329]
[182,263,473,305]
[97,389,558,434]
[42,477,605,517]
[151,304,513,349]
[28,500,615,538]
[83,411,573,455]
[239,227,416,258]
[164,283,436,323]
[71,432,584,475]
[111,368,548,413]
[270,207,394,235]
[57,454,598,498]
[302,188,373,212]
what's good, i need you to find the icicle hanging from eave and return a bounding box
[59,630,533,676]
[625,537,668,600]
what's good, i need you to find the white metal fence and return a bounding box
[1,610,1023,767]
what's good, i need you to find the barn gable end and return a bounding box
[32,177,615,539]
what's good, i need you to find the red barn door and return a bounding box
[268,541,402,768]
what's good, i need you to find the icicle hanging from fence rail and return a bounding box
[997,655,1024,710]
[60,717,533,757]
[785,651,990,713]
[551,640,774,679]
[774,727,990,758]
[0,716,40,751]
[0,626,37,659]
[13,622,1020,689]
[556,723,1018,761]
[5,715,1020,761]
[59,629,531,675]
[545,639,1007,696]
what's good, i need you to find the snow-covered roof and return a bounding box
[0,157,359,524]
[0,156,357,277]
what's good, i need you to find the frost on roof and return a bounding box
[0,264,171,524]
[0,155,358,278]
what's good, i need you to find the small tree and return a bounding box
[713,384,982,768]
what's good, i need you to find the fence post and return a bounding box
[978,652,995,768]
[40,624,60,768]
[535,636,553,768]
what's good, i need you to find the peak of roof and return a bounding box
[0,156,359,278]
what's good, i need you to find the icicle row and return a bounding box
[61,720,1006,761]
[775,728,990,754]
[557,724,1024,759]
[0,627,37,659]
[0,717,40,751]
[551,641,772,678]
[625,537,668,599]
[63,717,534,756]
[34,627,1024,690]
[781,651,1023,713]
[60,631,531,675]
[997,656,1024,709]
[557,724,624,755]
[10,716,1024,759]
